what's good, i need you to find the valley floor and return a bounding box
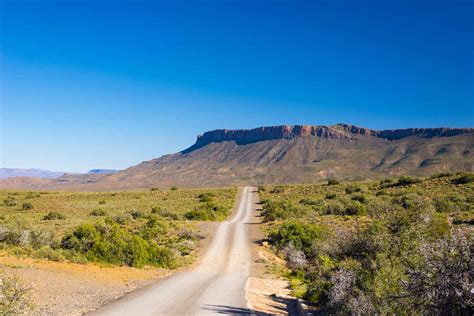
[0,186,296,315]
[0,252,170,315]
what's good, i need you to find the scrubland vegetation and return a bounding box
[260,172,473,314]
[0,188,236,268]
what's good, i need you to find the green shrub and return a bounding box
[394,176,421,187]
[322,201,345,215]
[25,192,41,199]
[379,178,394,187]
[140,217,169,241]
[430,172,453,179]
[112,214,132,225]
[129,210,145,219]
[0,273,33,315]
[452,174,474,185]
[345,185,361,194]
[3,197,16,207]
[170,186,178,191]
[35,246,65,261]
[269,221,325,257]
[325,193,337,200]
[90,209,107,216]
[270,186,286,193]
[60,221,176,268]
[43,212,66,220]
[433,197,458,213]
[261,200,303,222]
[344,201,366,215]
[184,202,228,221]
[20,202,34,211]
[151,207,179,220]
[299,198,321,206]
[351,194,368,204]
[198,193,214,203]
[184,209,210,221]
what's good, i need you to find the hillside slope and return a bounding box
[1,124,473,190]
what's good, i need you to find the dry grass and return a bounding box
[0,187,237,238]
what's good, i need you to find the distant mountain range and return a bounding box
[0,168,118,179]
[0,168,65,179]
[0,124,472,190]
[86,169,118,175]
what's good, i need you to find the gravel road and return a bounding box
[89,186,257,315]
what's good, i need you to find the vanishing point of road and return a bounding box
[89,186,258,315]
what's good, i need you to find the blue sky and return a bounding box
[1,0,473,172]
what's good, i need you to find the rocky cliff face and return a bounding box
[186,124,473,152]
[1,124,472,190]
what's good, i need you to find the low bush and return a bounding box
[345,185,361,194]
[270,186,286,193]
[34,246,65,262]
[452,174,474,185]
[43,212,66,220]
[260,173,474,314]
[430,172,453,179]
[151,207,179,220]
[184,202,229,221]
[0,273,33,315]
[139,217,169,242]
[129,210,145,219]
[3,197,16,207]
[299,198,321,206]
[394,176,421,187]
[344,201,366,215]
[20,202,33,211]
[268,221,326,257]
[327,178,340,185]
[351,194,368,204]
[25,192,41,199]
[112,213,132,225]
[60,221,176,268]
[198,193,215,203]
[261,200,304,222]
[89,209,107,216]
[322,201,345,215]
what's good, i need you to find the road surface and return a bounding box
[89,186,257,315]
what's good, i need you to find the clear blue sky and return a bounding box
[1,0,473,172]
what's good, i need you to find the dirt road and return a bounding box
[89,186,257,315]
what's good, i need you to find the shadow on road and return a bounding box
[202,304,266,315]
[203,294,299,315]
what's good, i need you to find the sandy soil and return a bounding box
[0,252,172,315]
[246,189,297,315]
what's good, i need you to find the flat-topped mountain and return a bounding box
[189,124,472,150]
[1,124,472,190]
